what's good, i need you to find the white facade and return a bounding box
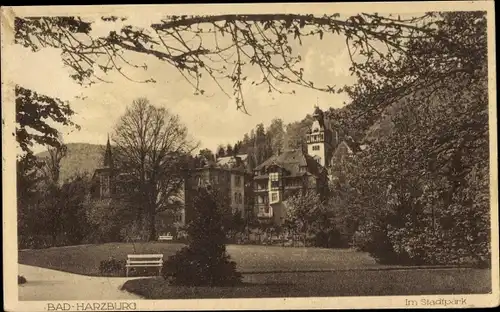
[306,113,332,167]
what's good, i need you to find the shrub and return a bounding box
[163,246,241,286]
[18,275,27,284]
[99,257,126,276]
[352,221,414,265]
[311,229,348,248]
[162,187,242,286]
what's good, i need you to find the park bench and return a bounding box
[125,254,163,277]
[158,233,174,241]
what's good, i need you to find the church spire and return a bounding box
[103,134,113,168]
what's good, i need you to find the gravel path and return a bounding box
[18,264,145,301]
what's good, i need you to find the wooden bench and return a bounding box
[158,234,173,241]
[126,254,163,277]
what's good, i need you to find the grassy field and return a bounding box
[122,268,492,298]
[18,242,383,275]
[19,243,492,298]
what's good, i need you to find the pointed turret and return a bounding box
[103,134,113,168]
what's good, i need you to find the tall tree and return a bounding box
[284,117,313,150]
[39,143,68,244]
[198,148,215,162]
[41,143,68,186]
[284,190,325,247]
[15,86,79,155]
[233,141,241,155]
[266,118,285,155]
[335,12,490,267]
[163,187,242,286]
[254,123,268,164]
[113,98,197,241]
[226,144,233,157]
[17,152,46,248]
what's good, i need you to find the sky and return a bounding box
[8,13,357,155]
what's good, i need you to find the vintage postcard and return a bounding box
[2,1,499,311]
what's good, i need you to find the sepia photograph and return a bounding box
[2,2,498,310]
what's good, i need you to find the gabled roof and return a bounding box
[91,167,112,181]
[216,154,248,166]
[255,149,325,178]
[331,139,362,162]
[343,137,361,153]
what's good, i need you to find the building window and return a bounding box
[269,172,279,189]
[264,205,270,213]
[312,145,320,151]
[257,195,263,204]
[271,192,278,202]
[264,195,269,204]
[235,175,241,187]
[239,193,243,205]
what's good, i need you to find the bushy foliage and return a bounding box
[284,190,328,247]
[99,258,126,276]
[162,187,242,286]
[17,149,94,248]
[84,199,134,243]
[326,12,491,267]
[18,275,27,285]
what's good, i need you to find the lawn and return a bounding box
[18,242,384,276]
[18,242,492,298]
[122,268,492,298]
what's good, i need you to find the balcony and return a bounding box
[254,188,268,193]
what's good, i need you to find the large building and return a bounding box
[252,149,328,225]
[182,162,253,222]
[91,106,359,233]
[251,106,357,225]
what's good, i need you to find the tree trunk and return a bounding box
[148,209,157,242]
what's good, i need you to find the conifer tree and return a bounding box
[163,186,242,286]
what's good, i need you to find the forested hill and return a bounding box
[210,102,400,168]
[36,143,105,182]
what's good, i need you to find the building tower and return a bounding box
[306,106,332,167]
[100,135,114,198]
[103,134,113,169]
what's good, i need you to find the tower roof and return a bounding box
[103,134,113,168]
